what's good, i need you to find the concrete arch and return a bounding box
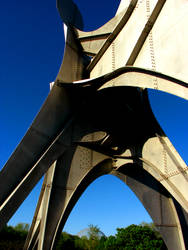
[25,151,188,250]
[24,153,113,249]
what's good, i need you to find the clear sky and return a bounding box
[0,0,187,237]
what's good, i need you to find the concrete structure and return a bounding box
[0,0,188,249]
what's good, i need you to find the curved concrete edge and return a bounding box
[57,66,188,100]
[50,158,113,249]
[98,68,188,100]
[26,155,113,249]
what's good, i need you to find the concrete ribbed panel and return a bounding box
[90,0,164,77]
[134,0,188,82]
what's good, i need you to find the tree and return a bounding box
[88,224,101,241]
[96,224,167,250]
[0,223,167,249]
[115,224,166,250]
[14,223,29,232]
[56,232,78,250]
[87,224,102,249]
[0,224,28,250]
[139,222,162,239]
[102,235,116,250]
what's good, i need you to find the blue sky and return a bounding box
[0,0,187,236]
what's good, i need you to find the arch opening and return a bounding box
[63,174,152,236]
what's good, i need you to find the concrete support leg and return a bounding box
[141,134,188,213]
[113,164,188,250]
[25,125,110,250]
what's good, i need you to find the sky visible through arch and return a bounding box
[0,0,187,237]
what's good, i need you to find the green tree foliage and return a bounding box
[139,222,162,239]
[56,224,166,249]
[88,224,101,240]
[0,224,28,250]
[87,224,103,250]
[14,223,29,232]
[0,223,167,250]
[96,224,167,250]
[56,232,78,250]
[113,225,166,249]
[56,232,90,250]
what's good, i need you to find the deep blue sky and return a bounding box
[0,0,187,236]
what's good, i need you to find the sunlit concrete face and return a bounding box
[0,1,188,250]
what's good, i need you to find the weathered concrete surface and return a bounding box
[0,0,188,249]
